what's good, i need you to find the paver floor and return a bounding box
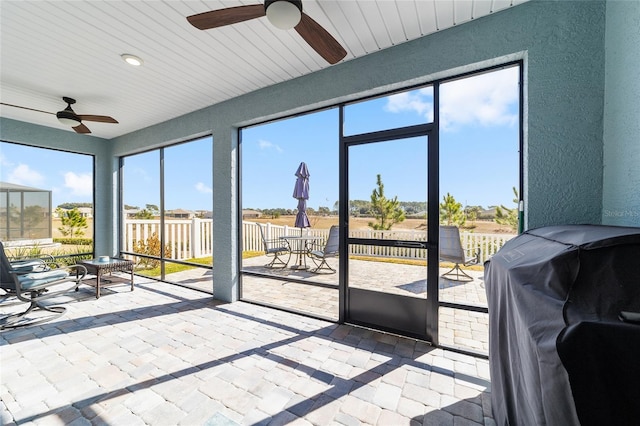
[1,278,494,425]
[177,256,489,354]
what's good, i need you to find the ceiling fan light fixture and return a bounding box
[265,0,302,30]
[56,110,81,127]
[121,53,144,67]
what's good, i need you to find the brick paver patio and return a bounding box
[1,276,494,425]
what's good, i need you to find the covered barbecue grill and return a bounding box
[485,224,640,425]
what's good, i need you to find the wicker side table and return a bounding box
[79,257,134,299]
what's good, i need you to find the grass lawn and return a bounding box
[136,251,264,277]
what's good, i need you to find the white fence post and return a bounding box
[192,218,201,258]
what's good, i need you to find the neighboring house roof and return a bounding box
[0,181,50,192]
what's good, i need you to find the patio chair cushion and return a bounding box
[309,249,324,258]
[266,245,289,255]
[17,269,70,290]
[11,260,48,274]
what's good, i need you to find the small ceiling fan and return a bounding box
[0,96,118,134]
[187,0,347,65]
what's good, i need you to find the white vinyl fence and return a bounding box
[123,219,514,263]
[243,221,515,264]
[123,218,213,260]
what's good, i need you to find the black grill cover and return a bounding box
[485,224,640,426]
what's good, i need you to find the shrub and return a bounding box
[53,238,93,245]
[133,232,171,269]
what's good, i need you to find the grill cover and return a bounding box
[485,224,640,425]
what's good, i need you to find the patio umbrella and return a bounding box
[293,162,310,231]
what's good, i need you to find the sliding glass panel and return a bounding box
[0,141,93,262]
[438,66,521,355]
[163,138,213,293]
[121,150,161,279]
[120,138,213,292]
[240,108,339,319]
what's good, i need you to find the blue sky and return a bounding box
[0,144,94,204]
[243,66,520,211]
[1,66,519,212]
[121,140,214,211]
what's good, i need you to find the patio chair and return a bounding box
[8,252,57,274]
[307,225,339,273]
[258,225,291,268]
[0,241,88,329]
[439,226,481,282]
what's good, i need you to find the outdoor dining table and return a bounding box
[280,235,324,270]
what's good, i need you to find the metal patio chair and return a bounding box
[0,241,87,329]
[258,225,291,268]
[307,225,339,273]
[439,226,481,282]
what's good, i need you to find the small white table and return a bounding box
[280,235,323,269]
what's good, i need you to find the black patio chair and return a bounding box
[0,241,87,329]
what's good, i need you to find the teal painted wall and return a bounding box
[602,0,640,226]
[5,1,627,301]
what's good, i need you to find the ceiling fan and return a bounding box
[187,0,347,65]
[0,96,118,134]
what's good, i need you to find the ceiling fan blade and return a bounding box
[77,114,118,124]
[187,4,265,30]
[0,102,54,115]
[295,13,346,65]
[73,123,91,134]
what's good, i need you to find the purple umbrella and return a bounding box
[293,162,310,230]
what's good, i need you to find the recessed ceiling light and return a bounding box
[121,54,143,67]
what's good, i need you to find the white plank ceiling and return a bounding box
[0,0,528,139]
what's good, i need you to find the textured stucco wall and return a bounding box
[4,1,613,301]
[524,1,606,227]
[602,0,640,226]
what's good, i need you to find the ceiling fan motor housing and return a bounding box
[56,108,81,126]
[265,0,302,29]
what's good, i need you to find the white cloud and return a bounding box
[0,151,13,168]
[63,171,92,196]
[385,88,434,122]
[8,163,45,186]
[258,139,283,153]
[440,67,519,132]
[195,182,213,194]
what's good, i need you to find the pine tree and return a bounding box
[439,193,466,226]
[55,207,88,238]
[368,174,405,231]
[495,187,519,231]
